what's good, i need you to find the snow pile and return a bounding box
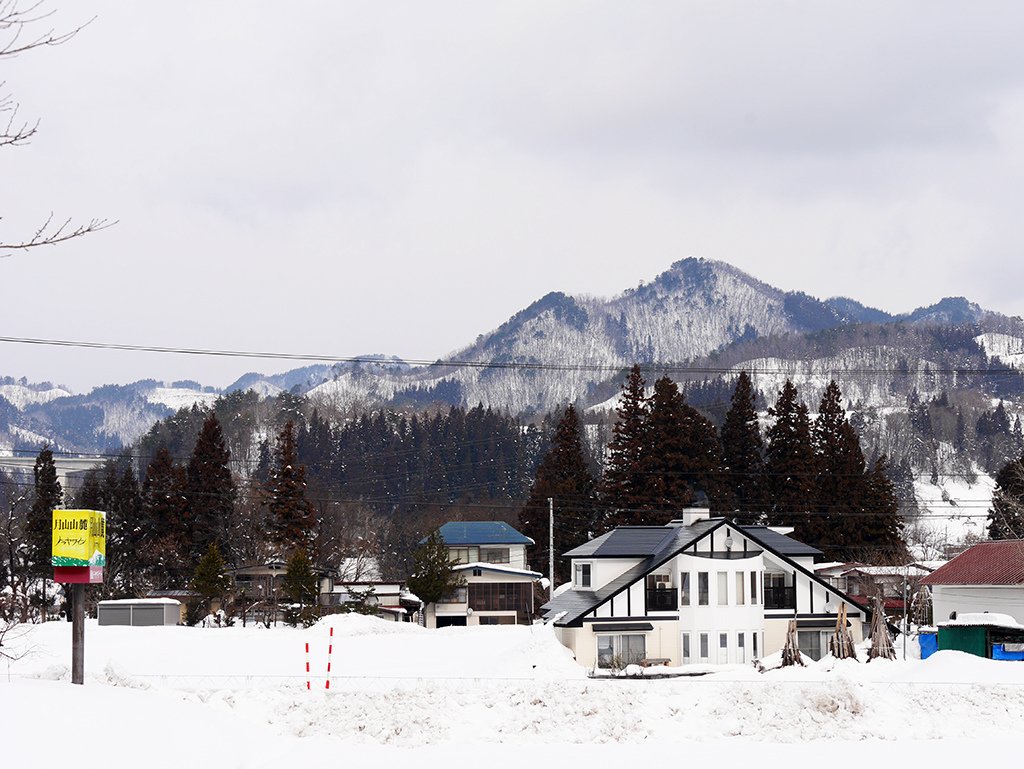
[941,613,1024,629]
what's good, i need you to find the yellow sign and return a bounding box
[52,510,107,568]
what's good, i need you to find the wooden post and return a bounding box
[71,583,85,685]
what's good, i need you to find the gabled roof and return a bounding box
[452,562,542,578]
[542,519,721,626]
[436,521,534,546]
[739,526,823,557]
[563,526,679,558]
[921,541,1024,586]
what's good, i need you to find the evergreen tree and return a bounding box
[988,452,1024,540]
[281,549,318,605]
[518,405,598,583]
[190,542,230,614]
[140,446,189,588]
[677,400,727,510]
[720,371,765,522]
[601,365,650,528]
[860,455,907,563]
[641,377,696,517]
[101,455,144,596]
[406,531,464,607]
[266,421,316,553]
[764,381,817,539]
[184,413,236,564]
[25,446,62,578]
[811,381,868,557]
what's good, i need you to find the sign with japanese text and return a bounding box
[52,509,107,568]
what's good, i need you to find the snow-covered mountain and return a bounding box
[2,258,1022,454]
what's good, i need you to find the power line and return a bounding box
[1,334,1023,377]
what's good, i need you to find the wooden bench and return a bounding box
[640,657,671,667]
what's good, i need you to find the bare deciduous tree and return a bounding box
[1,1,112,255]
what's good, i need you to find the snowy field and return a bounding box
[3,615,1024,768]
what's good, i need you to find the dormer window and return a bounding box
[574,562,592,589]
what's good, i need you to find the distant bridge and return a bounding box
[0,455,109,489]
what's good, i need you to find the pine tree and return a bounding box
[811,381,868,558]
[140,446,189,588]
[266,421,316,553]
[678,400,726,509]
[720,371,765,522]
[640,377,697,517]
[101,455,144,596]
[601,365,650,528]
[190,542,230,614]
[25,446,62,578]
[861,455,907,563]
[988,452,1024,540]
[764,381,817,540]
[407,530,464,607]
[281,549,318,605]
[518,405,598,583]
[184,413,236,564]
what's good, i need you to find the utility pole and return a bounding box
[902,567,908,660]
[548,497,555,601]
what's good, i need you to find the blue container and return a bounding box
[919,632,938,660]
[992,643,1024,661]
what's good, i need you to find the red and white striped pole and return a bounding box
[305,641,311,690]
[325,626,334,690]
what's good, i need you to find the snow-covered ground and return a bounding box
[911,471,997,548]
[3,615,1024,767]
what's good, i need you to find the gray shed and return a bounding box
[97,598,181,626]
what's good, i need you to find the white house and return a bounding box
[921,540,1024,625]
[542,508,873,668]
[424,521,542,628]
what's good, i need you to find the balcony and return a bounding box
[763,585,796,610]
[646,588,678,611]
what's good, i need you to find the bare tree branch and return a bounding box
[0,213,116,256]
[0,1,94,58]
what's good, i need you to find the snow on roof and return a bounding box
[939,612,1024,630]
[912,560,948,572]
[813,561,849,572]
[843,565,931,578]
[921,541,1024,586]
[453,562,542,578]
[98,598,180,605]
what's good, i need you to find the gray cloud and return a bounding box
[2,1,1024,391]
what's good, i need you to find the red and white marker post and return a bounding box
[305,642,311,690]
[325,626,334,690]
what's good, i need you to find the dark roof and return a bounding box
[543,519,721,625]
[591,623,653,632]
[563,526,679,558]
[435,521,534,546]
[739,526,823,557]
[921,541,1024,586]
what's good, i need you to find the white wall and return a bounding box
[931,585,1024,625]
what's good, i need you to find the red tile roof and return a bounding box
[920,541,1024,586]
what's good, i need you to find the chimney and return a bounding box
[679,507,711,527]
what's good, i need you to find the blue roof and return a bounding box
[436,521,534,546]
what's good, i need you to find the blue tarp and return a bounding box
[992,643,1024,661]
[919,632,938,660]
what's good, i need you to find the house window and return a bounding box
[699,633,709,660]
[698,572,709,605]
[738,632,746,663]
[798,630,824,662]
[449,547,477,564]
[750,571,758,605]
[717,572,728,606]
[719,632,728,664]
[437,587,468,604]
[753,632,759,659]
[736,572,745,605]
[596,634,646,668]
[680,573,691,606]
[468,583,530,613]
[575,563,592,589]
[480,548,510,564]
[682,632,691,663]
[478,616,515,625]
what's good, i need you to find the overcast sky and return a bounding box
[2,1,1024,392]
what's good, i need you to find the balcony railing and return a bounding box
[763,585,796,610]
[646,588,678,611]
